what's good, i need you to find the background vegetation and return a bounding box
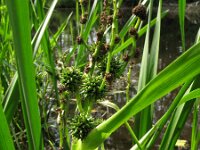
[0,0,200,149]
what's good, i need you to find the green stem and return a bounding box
[100,0,117,90]
[134,18,141,30]
[76,0,80,34]
[80,1,85,35]
[126,66,132,102]
[191,100,198,150]
[76,94,84,113]
[89,61,95,76]
[125,122,142,150]
[58,109,64,149]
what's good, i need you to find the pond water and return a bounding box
[51,5,199,149]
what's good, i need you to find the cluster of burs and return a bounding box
[59,0,147,140]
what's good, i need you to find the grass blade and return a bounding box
[191,100,199,150]
[2,73,19,123]
[134,0,153,138]
[33,0,59,106]
[160,104,185,150]
[112,38,134,56]
[131,80,193,149]
[50,12,73,48]
[33,0,58,55]
[75,0,100,66]
[160,29,200,149]
[138,0,163,138]
[0,104,15,150]
[178,0,186,51]
[138,10,168,38]
[148,0,162,80]
[6,0,43,149]
[178,88,200,105]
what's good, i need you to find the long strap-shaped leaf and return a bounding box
[0,103,15,150]
[160,29,200,150]
[178,0,186,51]
[137,0,162,138]
[134,0,153,138]
[2,73,19,123]
[81,42,200,149]
[3,0,61,124]
[6,0,43,149]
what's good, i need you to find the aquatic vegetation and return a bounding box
[0,0,200,150]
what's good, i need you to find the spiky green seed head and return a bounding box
[68,115,100,140]
[80,75,106,102]
[61,67,83,93]
[98,57,123,81]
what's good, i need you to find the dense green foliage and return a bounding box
[0,0,200,149]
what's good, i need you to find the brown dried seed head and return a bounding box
[114,35,121,44]
[76,36,83,45]
[117,9,123,19]
[129,27,138,39]
[123,54,129,62]
[80,0,88,6]
[132,4,147,20]
[59,147,64,150]
[96,30,104,41]
[104,44,110,51]
[100,12,107,25]
[100,43,109,54]
[134,48,141,58]
[80,16,87,24]
[107,15,113,25]
[84,64,91,73]
[105,73,112,82]
[84,12,88,18]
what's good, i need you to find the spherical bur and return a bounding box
[80,75,106,101]
[68,115,98,140]
[104,43,110,52]
[84,64,91,73]
[117,9,123,19]
[132,4,147,20]
[100,12,107,25]
[80,16,87,24]
[123,54,130,62]
[129,27,138,39]
[79,0,88,7]
[114,35,121,44]
[134,48,141,58]
[105,73,113,82]
[61,67,83,93]
[107,15,113,25]
[96,29,104,41]
[76,36,83,45]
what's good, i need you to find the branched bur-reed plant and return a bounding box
[1,0,200,149]
[56,0,149,149]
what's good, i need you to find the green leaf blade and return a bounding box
[178,0,186,51]
[6,0,43,149]
[0,104,15,150]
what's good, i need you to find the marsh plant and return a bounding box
[0,0,200,150]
